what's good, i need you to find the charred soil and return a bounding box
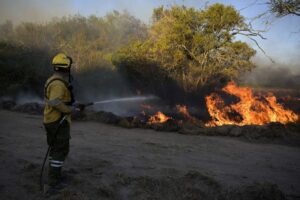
[0,110,299,200]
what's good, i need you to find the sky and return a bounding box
[0,0,299,71]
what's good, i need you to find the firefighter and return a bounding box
[43,53,75,190]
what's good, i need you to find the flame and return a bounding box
[148,111,171,124]
[176,104,202,125]
[176,105,192,119]
[205,82,299,127]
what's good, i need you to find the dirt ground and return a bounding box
[0,110,299,200]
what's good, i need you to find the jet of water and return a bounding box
[92,95,158,105]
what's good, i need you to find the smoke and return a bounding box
[0,91,43,105]
[0,0,155,25]
[15,91,43,104]
[241,60,300,90]
[1,0,299,117]
[0,0,74,24]
[71,67,160,116]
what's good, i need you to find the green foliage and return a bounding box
[0,12,147,98]
[113,4,256,97]
[0,4,258,103]
[0,42,51,96]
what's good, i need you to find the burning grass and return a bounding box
[148,111,171,124]
[70,107,300,139]
[1,81,299,139]
[1,101,299,139]
[205,82,299,127]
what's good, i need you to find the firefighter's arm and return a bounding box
[47,84,72,114]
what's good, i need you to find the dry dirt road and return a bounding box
[0,110,299,200]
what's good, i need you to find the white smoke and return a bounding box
[15,92,43,104]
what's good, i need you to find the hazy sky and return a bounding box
[0,0,299,70]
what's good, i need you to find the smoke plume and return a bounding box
[242,61,300,90]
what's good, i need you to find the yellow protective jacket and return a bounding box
[43,74,72,124]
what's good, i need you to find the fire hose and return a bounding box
[40,97,155,190]
[39,115,67,190]
[39,103,93,190]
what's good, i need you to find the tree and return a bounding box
[0,12,147,98]
[268,0,300,17]
[113,4,256,98]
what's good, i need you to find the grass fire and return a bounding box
[0,1,300,200]
[205,81,299,127]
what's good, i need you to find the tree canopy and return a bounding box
[0,11,147,97]
[1,4,260,104]
[113,4,256,100]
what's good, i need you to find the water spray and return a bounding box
[93,95,157,105]
[77,95,158,110]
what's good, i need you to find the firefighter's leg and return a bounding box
[45,120,70,186]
